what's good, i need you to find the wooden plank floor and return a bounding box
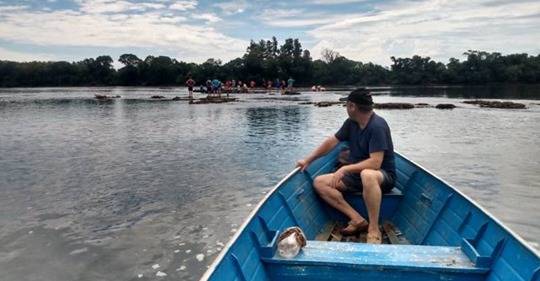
[315,221,409,244]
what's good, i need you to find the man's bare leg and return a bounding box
[313,174,366,224]
[360,169,384,242]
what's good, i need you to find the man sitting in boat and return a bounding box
[297,88,396,244]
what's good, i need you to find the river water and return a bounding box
[0,87,539,280]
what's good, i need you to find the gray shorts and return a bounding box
[341,170,395,194]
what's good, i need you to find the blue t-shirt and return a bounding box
[335,113,396,177]
[287,78,295,86]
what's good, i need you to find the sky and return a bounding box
[0,0,539,67]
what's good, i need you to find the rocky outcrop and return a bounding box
[94,94,121,99]
[463,100,526,109]
[298,101,344,107]
[374,103,414,109]
[189,97,237,104]
[436,104,456,109]
[283,91,301,95]
[415,103,431,108]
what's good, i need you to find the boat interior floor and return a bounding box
[316,221,410,245]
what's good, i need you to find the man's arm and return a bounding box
[342,151,384,173]
[297,136,340,171]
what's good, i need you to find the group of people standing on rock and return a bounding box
[184,75,296,99]
[264,77,296,95]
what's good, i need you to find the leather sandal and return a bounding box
[340,220,369,236]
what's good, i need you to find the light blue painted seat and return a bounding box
[262,241,489,281]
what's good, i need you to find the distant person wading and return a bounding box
[185,75,195,99]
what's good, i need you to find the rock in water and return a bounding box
[374,103,415,109]
[463,100,526,109]
[313,101,344,107]
[283,91,301,95]
[436,104,456,109]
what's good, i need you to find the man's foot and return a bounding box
[340,219,369,236]
[366,230,382,244]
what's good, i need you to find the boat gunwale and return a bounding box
[200,150,539,280]
[199,167,301,281]
[397,151,540,258]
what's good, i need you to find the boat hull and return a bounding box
[201,143,540,281]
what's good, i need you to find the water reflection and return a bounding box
[245,106,306,138]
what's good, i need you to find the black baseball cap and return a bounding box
[339,88,374,107]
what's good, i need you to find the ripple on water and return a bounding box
[0,88,539,280]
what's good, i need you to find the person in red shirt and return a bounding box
[185,75,195,99]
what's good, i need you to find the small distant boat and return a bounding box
[201,143,540,281]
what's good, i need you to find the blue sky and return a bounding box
[0,0,539,67]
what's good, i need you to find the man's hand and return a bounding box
[331,166,347,189]
[296,159,311,171]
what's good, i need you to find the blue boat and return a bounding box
[201,143,540,281]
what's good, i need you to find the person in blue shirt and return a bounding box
[287,77,295,91]
[211,79,222,97]
[297,88,395,244]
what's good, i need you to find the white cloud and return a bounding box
[306,0,368,4]
[258,9,350,27]
[214,0,248,15]
[0,7,245,63]
[140,3,166,10]
[192,13,221,23]
[75,0,166,14]
[1,0,539,66]
[307,0,540,65]
[0,5,28,12]
[0,47,57,62]
[169,0,197,11]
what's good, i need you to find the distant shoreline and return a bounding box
[1,83,540,90]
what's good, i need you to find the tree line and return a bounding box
[1,37,539,87]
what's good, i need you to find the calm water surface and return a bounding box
[0,87,539,281]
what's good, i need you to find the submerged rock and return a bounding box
[94,94,121,99]
[436,104,456,109]
[171,96,194,101]
[151,95,166,99]
[189,96,237,104]
[415,103,431,108]
[463,100,526,109]
[312,101,344,107]
[374,103,414,109]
